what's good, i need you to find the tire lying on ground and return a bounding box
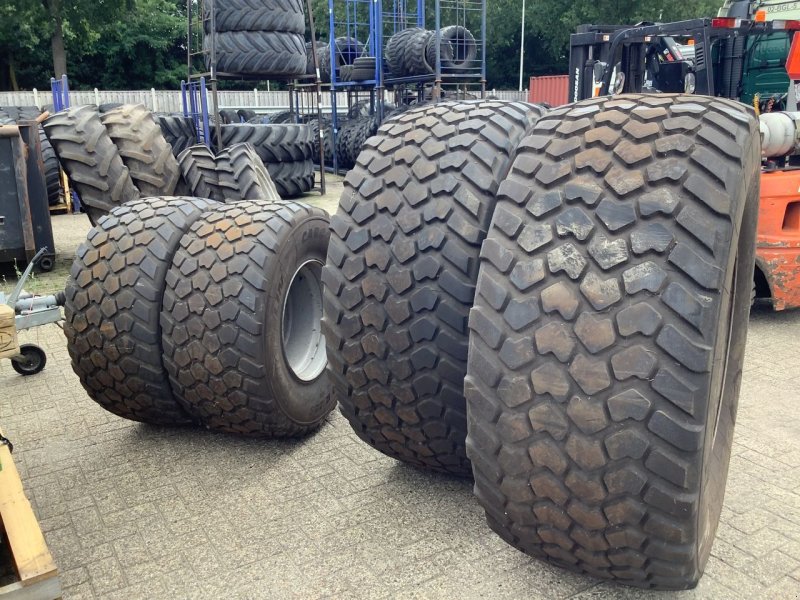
[265,159,314,197]
[161,200,335,436]
[155,114,197,158]
[207,30,306,76]
[204,0,304,34]
[44,105,139,224]
[465,94,760,588]
[102,104,181,197]
[217,142,281,201]
[321,100,545,475]
[219,123,313,163]
[177,144,227,202]
[64,197,218,425]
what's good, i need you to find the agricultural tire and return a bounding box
[321,100,544,475]
[43,105,139,224]
[404,29,434,75]
[350,56,377,81]
[155,114,197,158]
[427,26,477,73]
[268,111,296,124]
[102,104,181,197]
[39,126,62,206]
[465,94,761,589]
[339,64,353,82]
[219,123,313,162]
[161,200,335,436]
[238,109,257,122]
[64,197,217,424]
[177,145,226,201]
[217,142,281,201]
[265,160,314,197]
[207,31,306,76]
[220,109,241,124]
[205,0,304,33]
[386,28,422,77]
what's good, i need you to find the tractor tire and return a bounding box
[350,56,377,81]
[219,109,241,124]
[427,26,477,73]
[386,28,422,77]
[465,94,760,589]
[161,200,335,436]
[205,0,304,33]
[207,30,306,76]
[64,197,217,424]
[268,110,296,124]
[307,117,334,166]
[404,29,434,75]
[102,104,181,197]
[238,109,257,122]
[98,102,123,114]
[177,145,226,202]
[16,106,42,121]
[265,160,314,197]
[39,126,62,206]
[219,123,313,163]
[217,143,281,201]
[43,105,139,224]
[155,114,197,158]
[321,100,544,475]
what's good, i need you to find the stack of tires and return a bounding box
[204,0,307,76]
[64,197,334,437]
[154,113,198,158]
[218,123,315,197]
[386,25,476,77]
[322,96,761,590]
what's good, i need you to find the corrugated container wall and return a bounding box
[528,75,569,106]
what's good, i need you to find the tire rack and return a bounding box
[187,0,327,195]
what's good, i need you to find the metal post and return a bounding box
[518,0,525,92]
[306,0,326,194]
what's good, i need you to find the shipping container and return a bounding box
[528,75,569,106]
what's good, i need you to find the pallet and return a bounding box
[0,429,60,599]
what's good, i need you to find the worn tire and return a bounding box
[351,56,377,81]
[39,126,62,206]
[64,197,218,425]
[307,118,334,166]
[219,123,313,162]
[177,145,226,202]
[238,109,257,122]
[265,160,314,197]
[386,28,422,77]
[466,95,760,589]
[205,0,304,33]
[208,31,306,76]
[404,29,434,75]
[161,200,335,436]
[217,143,281,201]
[322,100,544,475]
[102,104,181,197]
[219,109,241,124]
[43,105,139,223]
[155,114,197,157]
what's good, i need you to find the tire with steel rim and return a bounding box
[161,200,334,436]
[465,94,760,589]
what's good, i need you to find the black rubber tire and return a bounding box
[204,0,304,33]
[307,118,334,166]
[39,126,62,206]
[155,114,197,158]
[315,44,332,82]
[339,65,353,82]
[219,109,241,124]
[219,123,313,163]
[268,111,296,124]
[238,109,257,122]
[465,94,760,589]
[386,28,422,77]
[217,143,281,201]
[43,105,139,223]
[265,160,314,197]
[177,145,226,202]
[427,26,477,73]
[161,200,335,437]
[64,197,218,424]
[322,100,545,475]
[207,31,306,76]
[405,29,434,75]
[101,104,181,197]
[98,102,123,114]
[16,106,42,121]
[350,56,377,81]
[11,344,47,376]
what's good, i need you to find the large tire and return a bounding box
[219,123,313,162]
[204,0,304,33]
[207,30,306,76]
[177,145,226,202]
[307,118,334,166]
[321,100,545,475]
[466,95,760,589]
[155,114,197,158]
[43,105,139,223]
[386,28,422,77]
[161,200,335,436]
[265,160,314,197]
[64,197,218,425]
[39,126,62,206]
[217,143,281,201]
[427,26,477,73]
[101,104,181,197]
[404,29,434,75]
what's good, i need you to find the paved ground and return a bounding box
[2,201,800,599]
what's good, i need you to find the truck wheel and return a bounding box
[44,105,139,223]
[322,101,545,475]
[64,197,217,424]
[466,95,761,588]
[102,104,181,197]
[161,200,334,437]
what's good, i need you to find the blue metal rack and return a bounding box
[50,75,70,112]
[181,78,213,146]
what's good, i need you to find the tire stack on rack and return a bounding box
[322,96,762,590]
[204,0,307,76]
[306,37,365,82]
[386,25,477,77]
